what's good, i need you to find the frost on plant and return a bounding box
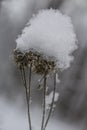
[13,9,78,130]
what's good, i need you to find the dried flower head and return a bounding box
[14,48,56,74]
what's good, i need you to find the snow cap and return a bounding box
[16,9,78,70]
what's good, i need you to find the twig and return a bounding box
[38,75,44,84]
[28,64,32,130]
[20,66,32,130]
[20,68,26,89]
[44,71,56,129]
[41,72,47,130]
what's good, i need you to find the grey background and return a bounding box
[0,0,87,130]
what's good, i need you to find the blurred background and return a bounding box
[0,0,87,130]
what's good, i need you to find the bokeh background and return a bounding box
[0,0,87,130]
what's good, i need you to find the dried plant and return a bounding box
[13,8,77,130]
[14,48,57,130]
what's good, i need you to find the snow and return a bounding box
[56,73,60,83]
[46,91,59,110]
[16,9,78,70]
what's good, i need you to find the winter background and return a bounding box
[0,0,87,130]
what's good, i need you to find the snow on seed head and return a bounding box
[16,9,78,70]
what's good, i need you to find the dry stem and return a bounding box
[41,72,47,130]
[20,66,32,130]
[44,72,56,129]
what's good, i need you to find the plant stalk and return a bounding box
[44,71,56,129]
[21,67,32,130]
[28,64,32,130]
[41,72,47,130]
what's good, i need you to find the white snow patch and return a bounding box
[46,91,59,110]
[16,9,77,70]
[56,73,60,83]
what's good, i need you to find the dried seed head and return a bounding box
[14,49,29,69]
[14,48,56,74]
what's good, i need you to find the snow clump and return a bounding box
[16,9,78,70]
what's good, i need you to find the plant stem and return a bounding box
[41,72,47,130]
[38,75,44,83]
[21,67,32,130]
[28,64,32,130]
[44,71,56,129]
[20,68,27,89]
